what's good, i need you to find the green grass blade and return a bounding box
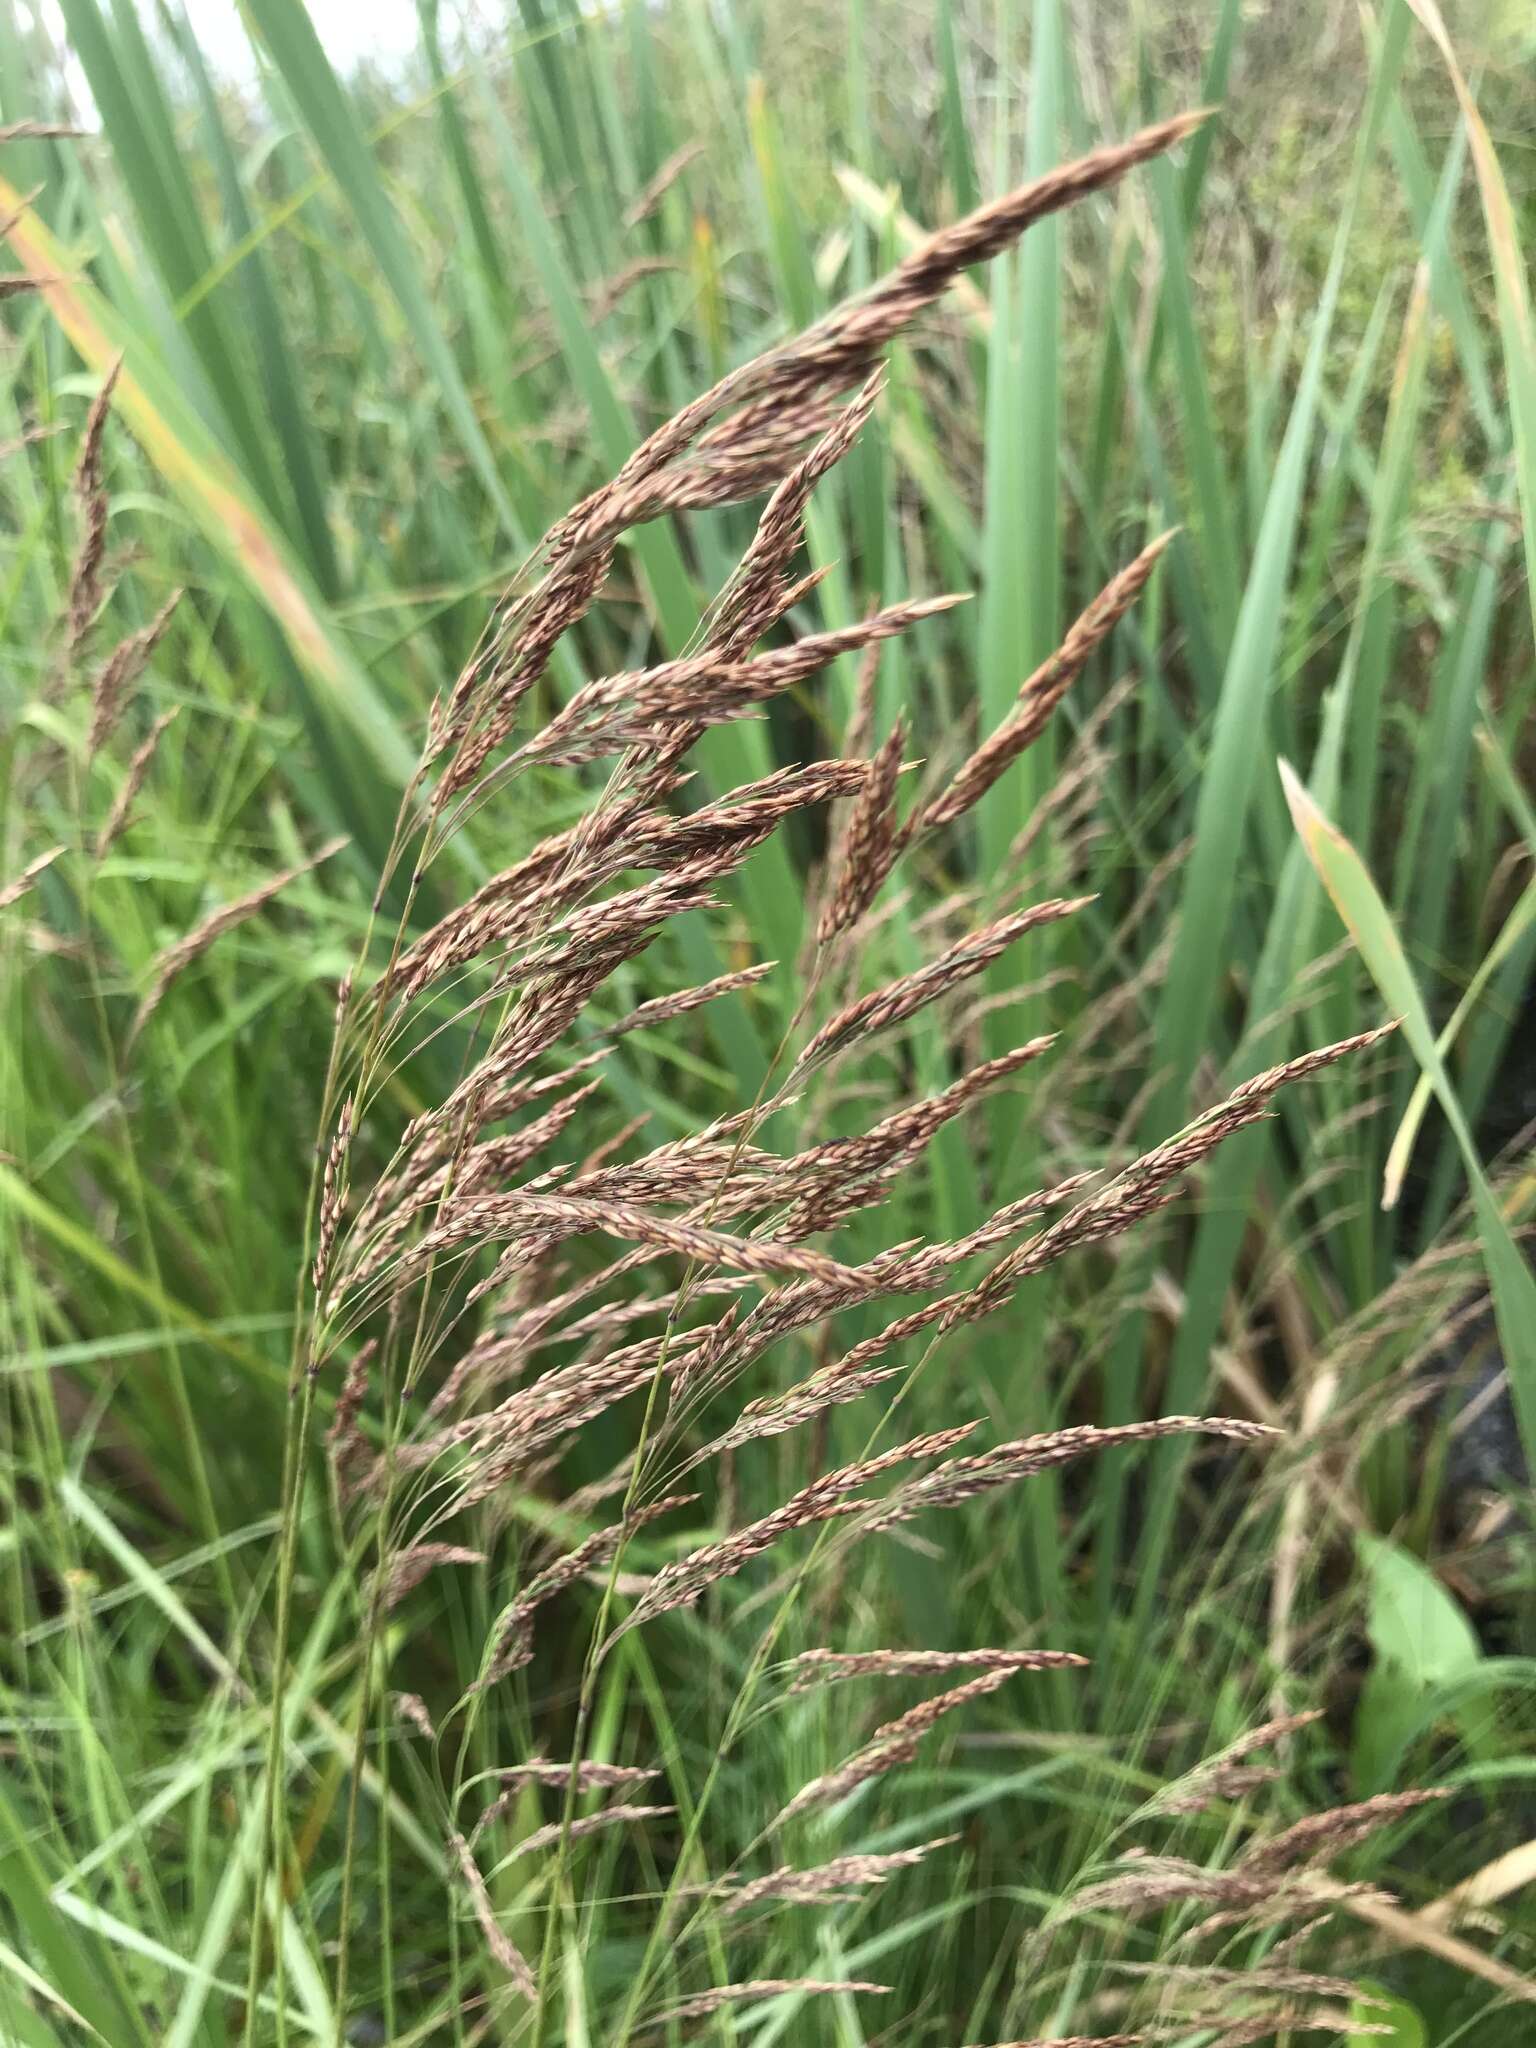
[1282,761,1536,1473]
[243,0,522,540]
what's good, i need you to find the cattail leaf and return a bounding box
[1405,0,1536,651]
[241,0,521,542]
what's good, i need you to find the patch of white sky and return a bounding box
[40,0,438,106]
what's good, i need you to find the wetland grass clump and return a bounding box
[266,109,1394,2039]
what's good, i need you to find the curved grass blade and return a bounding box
[1281,760,1536,1473]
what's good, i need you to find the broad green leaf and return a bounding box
[1350,1983,1427,2048]
[1357,1533,1481,1690]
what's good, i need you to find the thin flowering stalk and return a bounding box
[784,1646,1089,1692]
[129,834,347,1046]
[774,1667,1026,1826]
[94,704,179,857]
[65,353,120,654]
[914,532,1176,836]
[0,844,64,911]
[636,1980,889,2031]
[796,897,1093,1068]
[818,715,909,942]
[86,589,180,761]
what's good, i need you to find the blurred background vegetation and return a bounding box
[2,0,1535,2041]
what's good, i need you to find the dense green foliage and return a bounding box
[1,0,1534,2042]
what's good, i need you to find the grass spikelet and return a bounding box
[605,961,776,1038]
[128,833,346,1044]
[786,1647,1088,1691]
[312,1094,353,1308]
[617,1427,978,1635]
[964,2036,1147,2047]
[415,1192,863,1288]
[94,704,179,856]
[797,897,1092,1068]
[477,1494,696,1685]
[66,353,120,652]
[819,714,909,941]
[1237,1789,1449,1872]
[472,1760,659,1842]
[449,1832,536,2000]
[0,844,64,912]
[917,532,1176,834]
[392,1690,436,1741]
[86,589,180,760]
[640,1979,889,2028]
[508,1804,675,1860]
[775,1667,1022,1825]
[522,596,962,769]
[380,1541,485,1609]
[715,1836,956,1913]
[623,139,704,227]
[865,1417,1277,1528]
